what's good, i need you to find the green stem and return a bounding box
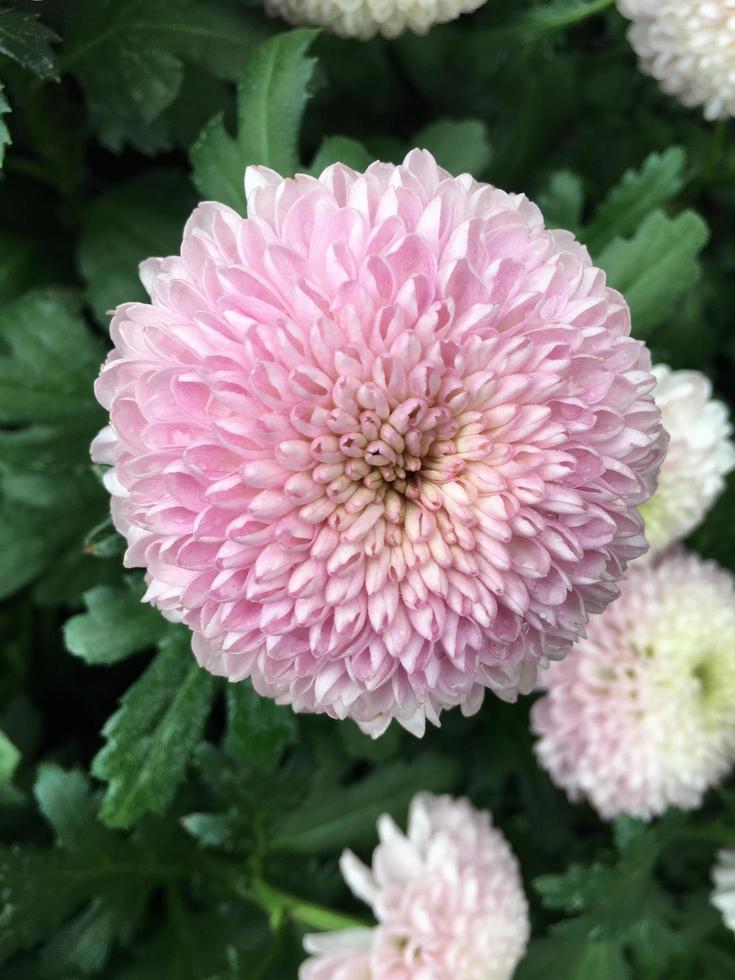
[559,0,616,25]
[250,879,371,933]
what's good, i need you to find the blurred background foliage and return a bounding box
[0,0,733,976]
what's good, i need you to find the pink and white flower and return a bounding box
[92,150,666,736]
[532,549,735,820]
[300,793,530,979]
[640,365,734,556]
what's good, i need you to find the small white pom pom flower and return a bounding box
[617,0,735,120]
[712,850,735,934]
[300,793,530,980]
[266,0,487,39]
[532,549,735,821]
[639,365,735,555]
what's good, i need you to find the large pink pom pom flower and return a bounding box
[92,150,666,736]
[300,793,530,980]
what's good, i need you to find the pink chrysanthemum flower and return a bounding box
[639,365,735,556]
[532,549,735,820]
[265,0,487,39]
[617,1,735,120]
[300,793,530,980]
[92,150,666,737]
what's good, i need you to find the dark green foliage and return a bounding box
[190,29,319,206]
[92,631,216,828]
[0,1,734,977]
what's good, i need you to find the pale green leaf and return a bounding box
[597,209,709,338]
[586,147,686,252]
[64,579,172,666]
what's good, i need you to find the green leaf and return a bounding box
[597,209,709,338]
[517,937,632,980]
[64,578,173,666]
[190,29,319,209]
[0,292,103,425]
[506,0,617,40]
[92,632,216,828]
[0,292,108,601]
[225,682,297,769]
[0,82,10,169]
[413,119,493,177]
[537,170,584,232]
[62,0,269,150]
[309,135,373,175]
[0,9,58,79]
[585,148,686,252]
[78,171,196,323]
[0,730,19,787]
[270,753,461,855]
[0,729,21,805]
[0,766,155,970]
[532,817,681,973]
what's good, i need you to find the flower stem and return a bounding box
[250,878,370,932]
[543,0,617,29]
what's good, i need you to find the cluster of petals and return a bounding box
[265,0,487,39]
[532,548,735,820]
[617,0,735,120]
[712,850,735,934]
[92,149,665,737]
[300,793,530,979]
[639,365,734,555]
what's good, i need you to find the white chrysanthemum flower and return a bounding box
[300,793,530,979]
[712,850,735,934]
[617,0,735,120]
[639,365,735,555]
[266,0,487,39]
[531,549,735,820]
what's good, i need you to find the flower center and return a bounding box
[316,383,491,545]
[344,395,462,494]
